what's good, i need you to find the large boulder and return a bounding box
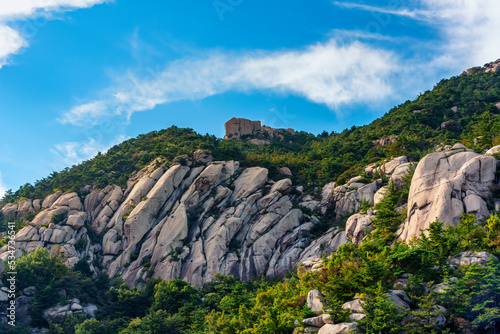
[382,156,408,176]
[485,145,500,156]
[307,290,328,314]
[345,213,375,245]
[230,167,268,202]
[349,313,366,322]
[318,323,358,334]
[1,203,18,220]
[43,304,72,323]
[224,117,261,139]
[342,298,364,313]
[386,292,410,312]
[373,186,389,205]
[17,199,35,219]
[43,301,96,324]
[390,163,414,189]
[42,193,63,209]
[334,182,378,217]
[399,150,496,242]
[319,182,336,215]
[303,314,333,328]
[448,251,497,267]
[193,149,213,164]
[66,212,87,230]
[15,226,38,241]
[299,230,348,262]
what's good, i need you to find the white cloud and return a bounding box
[58,100,116,127]
[0,0,106,68]
[333,1,500,69]
[62,39,398,125]
[0,25,27,67]
[333,1,430,19]
[420,0,500,68]
[59,0,500,128]
[51,134,129,168]
[0,172,8,199]
[0,0,106,20]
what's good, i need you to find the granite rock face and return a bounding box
[2,142,499,291]
[345,213,375,245]
[1,157,346,288]
[448,251,497,267]
[398,146,497,242]
[224,117,262,139]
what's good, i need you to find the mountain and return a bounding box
[1,60,500,333]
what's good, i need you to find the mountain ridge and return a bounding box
[2,60,500,208]
[1,59,500,333]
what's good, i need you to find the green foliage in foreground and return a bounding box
[5,212,500,333]
[2,70,500,205]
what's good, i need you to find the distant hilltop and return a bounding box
[224,117,295,144]
[224,117,262,139]
[462,58,500,75]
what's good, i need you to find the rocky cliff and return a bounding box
[224,117,295,143]
[398,143,498,242]
[1,143,500,288]
[0,151,347,288]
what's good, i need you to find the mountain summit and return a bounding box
[1,61,500,333]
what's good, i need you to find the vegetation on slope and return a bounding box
[5,179,500,333]
[2,69,500,205]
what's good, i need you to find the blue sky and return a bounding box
[1,0,500,198]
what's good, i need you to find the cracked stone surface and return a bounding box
[398,149,496,242]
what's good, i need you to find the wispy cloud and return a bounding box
[0,0,107,68]
[329,29,401,42]
[61,39,398,126]
[422,0,500,67]
[50,134,129,168]
[333,1,430,20]
[58,100,117,128]
[0,25,27,67]
[59,0,500,131]
[333,0,500,69]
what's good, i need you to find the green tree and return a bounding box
[120,311,184,334]
[75,318,127,334]
[452,213,487,251]
[151,279,201,315]
[486,213,500,250]
[357,285,405,334]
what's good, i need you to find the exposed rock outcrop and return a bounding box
[345,213,375,245]
[448,251,497,267]
[318,323,358,334]
[223,117,295,142]
[2,137,499,301]
[307,290,328,314]
[224,118,262,139]
[43,299,97,324]
[332,181,378,217]
[486,145,500,156]
[484,58,500,73]
[328,156,410,218]
[373,136,398,147]
[1,156,347,288]
[462,59,500,75]
[399,145,497,242]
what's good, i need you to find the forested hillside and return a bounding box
[2,66,500,205]
[2,62,500,334]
